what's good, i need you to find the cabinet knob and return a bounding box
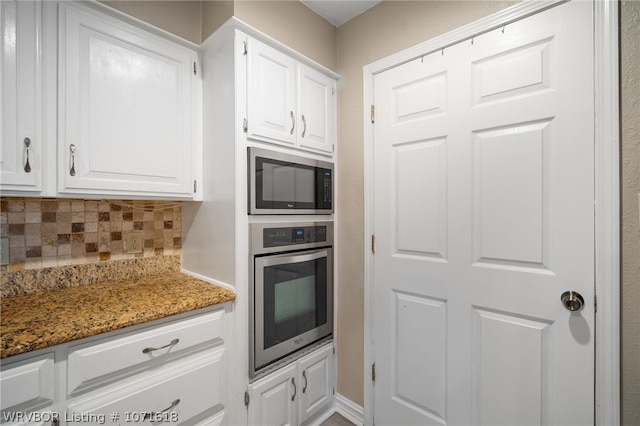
[23,138,32,173]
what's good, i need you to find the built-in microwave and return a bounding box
[248,147,333,215]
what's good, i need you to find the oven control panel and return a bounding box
[263,225,328,247]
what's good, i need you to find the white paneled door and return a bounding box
[372,2,594,425]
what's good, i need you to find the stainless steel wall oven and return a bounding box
[249,222,333,379]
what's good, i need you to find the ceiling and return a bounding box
[300,0,383,27]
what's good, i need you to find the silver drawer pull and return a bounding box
[143,399,180,421]
[23,138,32,173]
[301,115,307,138]
[291,377,296,401]
[290,110,295,135]
[142,338,179,354]
[69,144,76,176]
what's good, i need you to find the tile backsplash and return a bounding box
[0,198,182,272]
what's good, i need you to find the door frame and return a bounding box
[362,1,620,424]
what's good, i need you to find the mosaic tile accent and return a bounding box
[0,198,182,272]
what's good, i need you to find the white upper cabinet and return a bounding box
[58,2,200,199]
[246,37,336,155]
[1,0,43,193]
[297,64,335,154]
[247,38,297,147]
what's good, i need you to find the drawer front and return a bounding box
[0,353,54,414]
[68,310,223,395]
[67,347,224,425]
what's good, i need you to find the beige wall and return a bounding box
[100,0,202,44]
[621,2,640,424]
[201,0,233,43]
[233,1,336,70]
[334,1,518,406]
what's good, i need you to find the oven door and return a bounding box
[253,247,333,373]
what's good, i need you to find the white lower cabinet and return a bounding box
[0,308,226,426]
[0,353,57,426]
[248,344,334,426]
[67,347,224,425]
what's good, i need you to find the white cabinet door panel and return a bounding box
[247,38,297,146]
[297,345,333,424]
[58,2,195,198]
[248,363,297,426]
[0,0,41,192]
[0,353,54,414]
[297,65,334,154]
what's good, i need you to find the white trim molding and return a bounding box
[593,0,620,424]
[363,1,620,425]
[335,393,365,426]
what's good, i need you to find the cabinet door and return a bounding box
[0,0,41,192]
[297,65,335,154]
[0,353,55,417]
[248,364,297,426]
[297,345,334,424]
[247,38,297,146]
[58,2,196,198]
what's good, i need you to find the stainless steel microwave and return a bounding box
[248,147,334,215]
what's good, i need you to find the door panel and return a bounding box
[394,139,448,260]
[247,38,297,146]
[471,308,552,426]
[373,2,594,425]
[58,2,194,197]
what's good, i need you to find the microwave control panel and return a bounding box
[263,225,327,248]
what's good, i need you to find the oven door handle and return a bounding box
[257,248,331,268]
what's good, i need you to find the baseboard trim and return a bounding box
[334,394,364,426]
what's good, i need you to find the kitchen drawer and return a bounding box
[67,347,224,425]
[68,310,224,395]
[0,353,54,414]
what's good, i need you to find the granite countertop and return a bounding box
[1,272,236,359]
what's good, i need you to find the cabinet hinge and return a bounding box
[333,387,335,395]
[193,61,197,76]
[594,294,597,313]
[372,363,376,382]
[243,40,248,56]
[243,118,248,133]
[332,87,335,95]
[193,180,197,193]
[244,390,250,407]
[371,234,375,254]
[370,104,375,123]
